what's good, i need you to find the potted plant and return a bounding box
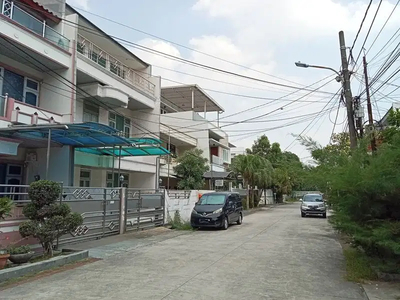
[7,245,34,264]
[0,197,13,269]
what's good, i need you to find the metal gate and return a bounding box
[58,187,122,246]
[1,184,165,247]
[125,189,165,231]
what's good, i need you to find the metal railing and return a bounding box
[0,185,165,246]
[212,155,224,166]
[77,34,156,98]
[1,0,70,51]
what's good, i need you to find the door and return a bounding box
[234,194,242,219]
[5,164,23,200]
[226,195,237,223]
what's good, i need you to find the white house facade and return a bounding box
[0,0,165,189]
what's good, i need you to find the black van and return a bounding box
[190,192,243,230]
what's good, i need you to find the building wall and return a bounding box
[161,111,211,161]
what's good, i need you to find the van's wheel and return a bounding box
[322,213,327,219]
[222,217,229,230]
[301,212,305,218]
[237,213,243,225]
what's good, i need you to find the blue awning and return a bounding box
[76,138,169,157]
[0,122,132,147]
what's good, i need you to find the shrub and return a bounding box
[0,197,13,220]
[19,180,83,256]
[169,211,192,230]
[322,135,400,267]
[7,245,31,255]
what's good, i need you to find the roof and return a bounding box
[66,4,150,68]
[76,138,169,157]
[0,123,168,156]
[161,85,225,113]
[203,171,234,179]
[25,0,62,23]
[209,138,229,149]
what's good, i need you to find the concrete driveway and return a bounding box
[2,204,367,300]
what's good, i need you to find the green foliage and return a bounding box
[299,130,400,268]
[20,180,83,256]
[7,245,31,255]
[28,180,61,207]
[169,211,192,230]
[173,149,209,190]
[0,197,13,220]
[343,248,377,282]
[381,108,400,143]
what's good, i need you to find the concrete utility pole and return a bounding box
[339,31,358,149]
[363,56,377,153]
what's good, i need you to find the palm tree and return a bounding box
[255,160,274,205]
[231,154,254,209]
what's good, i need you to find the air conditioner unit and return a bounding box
[26,152,37,162]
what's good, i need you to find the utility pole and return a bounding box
[339,31,358,149]
[363,56,377,153]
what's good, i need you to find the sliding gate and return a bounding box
[125,189,165,231]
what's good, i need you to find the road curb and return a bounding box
[0,250,89,283]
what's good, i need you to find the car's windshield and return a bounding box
[198,194,226,205]
[303,195,323,202]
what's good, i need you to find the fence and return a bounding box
[0,184,165,247]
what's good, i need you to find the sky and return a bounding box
[67,0,400,162]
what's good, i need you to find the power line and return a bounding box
[284,89,342,151]
[68,5,308,88]
[353,0,383,67]
[365,0,400,56]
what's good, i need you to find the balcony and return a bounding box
[77,34,156,99]
[1,96,66,124]
[160,124,197,147]
[1,0,69,51]
[212,155,223,166]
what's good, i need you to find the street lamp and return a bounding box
[295,61,342,82]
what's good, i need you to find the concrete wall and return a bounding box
[164,190,214,222]
[161,111,211,161]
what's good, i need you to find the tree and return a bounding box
[19,180,83,257]
[173,149,209,190]
[231,154,273,208]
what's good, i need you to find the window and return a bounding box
[0,68,39,106]
[83,103,99,123]
[106,172,129,188]
[79,169,91,187]
[109,112,130,138]
[24,78,39,106]
[89,50,106,68]
[222,149,230,163]
[166,143,176,156]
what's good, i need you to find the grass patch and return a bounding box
[285,198,300,203]
[168,211,194,231]
[343,248,377,282]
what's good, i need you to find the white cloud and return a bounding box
[130,0,399,159]
[67,0,89,10]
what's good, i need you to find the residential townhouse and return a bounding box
[159,84,235,189]
[0,0,165,189]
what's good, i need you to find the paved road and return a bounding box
[2,204,367,300]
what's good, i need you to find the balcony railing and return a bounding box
[212,155,223,166]
[77,34,156,98]
[1,0,70,51]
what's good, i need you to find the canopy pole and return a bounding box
[167,127,171,190]
[46,129,51,179]
[111,145,115,187]
[118,146,122,186]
